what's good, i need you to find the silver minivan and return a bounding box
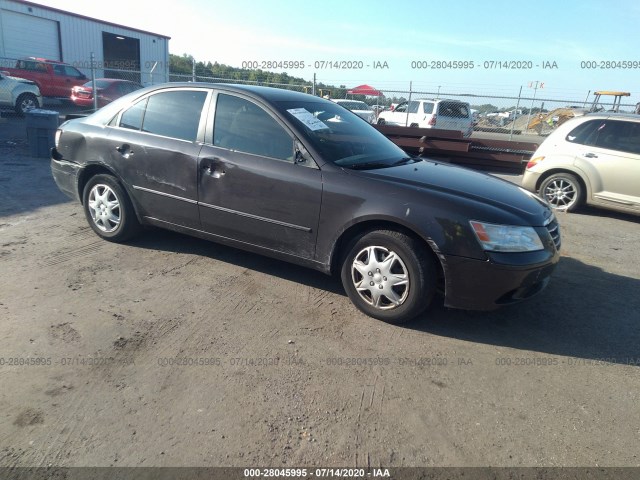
[377,98,474,137]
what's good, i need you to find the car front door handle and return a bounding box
[116,144,134,158]
[202,158,226,178]
[583,152,598,158]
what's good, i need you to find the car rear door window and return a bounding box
[142,90,207,142]
[118,91,206,138]
[438,102,469,118]
[566,120,603,145]
[53,65,83,78]
[213,94,293,161]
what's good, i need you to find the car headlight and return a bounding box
[470,221,544,252]
[54,129,62,148]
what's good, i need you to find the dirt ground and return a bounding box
[0,117,639,469]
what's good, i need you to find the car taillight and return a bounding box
[526,156,544,169]
[428,115,437,126]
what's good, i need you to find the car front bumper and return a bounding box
[441,249,559,311]
[50,148,82,202]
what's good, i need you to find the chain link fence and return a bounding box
[2,54,639,141]
[335,87,640,140]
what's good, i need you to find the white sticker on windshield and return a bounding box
[287,108,329,131]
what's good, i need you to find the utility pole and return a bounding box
[90,52,98,112]
[525,80,543,132]
[405,81,413,127]
[509,85,523,141]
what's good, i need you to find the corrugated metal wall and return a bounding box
[0,0,169,82]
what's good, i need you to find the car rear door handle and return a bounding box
[583,152,598,158]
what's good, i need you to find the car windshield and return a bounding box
[83,80,111,89]
[336,101,372,111]
[277,100,413,169]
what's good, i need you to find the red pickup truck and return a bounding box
[1,58,87,99]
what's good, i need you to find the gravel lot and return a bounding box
[0,116,639,469]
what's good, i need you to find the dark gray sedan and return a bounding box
[51,83,560,324]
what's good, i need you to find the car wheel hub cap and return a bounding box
[351,246,409,310]
[545,179,575,207]
[88,184,121,232]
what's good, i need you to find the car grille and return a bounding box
[546,217,561,251]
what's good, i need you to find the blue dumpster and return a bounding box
[26,109,59,158]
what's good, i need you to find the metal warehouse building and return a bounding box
[0,0,170,83]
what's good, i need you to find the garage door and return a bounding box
[1,10,60,60]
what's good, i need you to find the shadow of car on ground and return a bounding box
[129,229,640,366]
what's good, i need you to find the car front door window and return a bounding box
[213,94,293,161]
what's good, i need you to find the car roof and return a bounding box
[91,78,137,84]
[582,112,640,121]
[414,98,468,104]
[22,57,69,65]
[86,82,335,126]
[144,82,331,104]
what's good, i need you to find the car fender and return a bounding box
[325,212,448,275]
[534,160,593,201]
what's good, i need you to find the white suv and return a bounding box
[377,98,473,137]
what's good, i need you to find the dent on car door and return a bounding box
[105,89,209,228]
[573,119,640,207]
[197,92,322,258]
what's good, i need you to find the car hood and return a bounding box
[6,75,36,86]
[351,159,552,224]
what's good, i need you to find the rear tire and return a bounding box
[340,230,436,324]
[15,93,39,115]
[377,118,386,125]
[539,173,584,212]
[82,174,141,242]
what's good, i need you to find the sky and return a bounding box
[32,0,640,106]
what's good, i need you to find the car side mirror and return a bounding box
[294,140,314,166]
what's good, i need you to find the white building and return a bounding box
[0,0,170,83]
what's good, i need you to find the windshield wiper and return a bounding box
[346,161,390,170]
[391,156,421,166]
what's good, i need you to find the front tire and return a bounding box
[82,174,140,242]
[15,93,39,115]
[377,118,386,125]
[340,230,436,324]
[539,173,584,212]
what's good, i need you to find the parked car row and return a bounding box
[0,57,143,114]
